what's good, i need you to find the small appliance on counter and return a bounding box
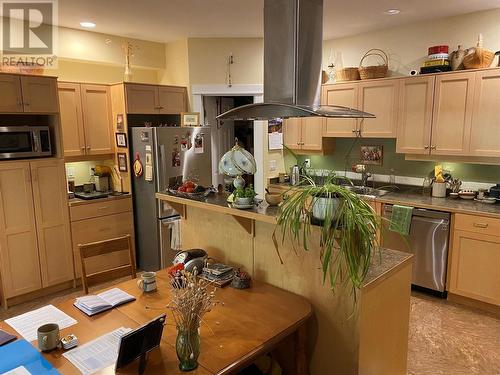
[173,249,208,273]
[94,176,110,192]
[74,191,109,200]
[0,126,52,159]
[489,184,500,199]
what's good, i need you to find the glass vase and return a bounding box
[176,328,200,371]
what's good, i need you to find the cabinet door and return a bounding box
[158,86,187,114]
[125,84,159,114]
[0,162,41,298]
[283,117,302,150]
[71,211,134,278]
[357,79,398,138]
[449,230,500,306]
[58,83,86,157]
[396,76,435,154]
[30,159,74,287]
[20,76,59,113]
[301,117,324,151]
[431,72,475,155]
[81,84,114,155]
[321,84,358,137]
[0,75,23,113]
[469,70,500,157]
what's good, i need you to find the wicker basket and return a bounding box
[463,34,494,69]
[358,49,388,80]
[335,67,360,82]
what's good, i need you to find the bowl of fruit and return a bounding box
[168,180,215,199]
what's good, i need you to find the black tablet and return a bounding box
[115,314,166,372]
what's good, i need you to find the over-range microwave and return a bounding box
[0,126,52,160]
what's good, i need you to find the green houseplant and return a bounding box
[273,173,382,297]
[233,184,256,205]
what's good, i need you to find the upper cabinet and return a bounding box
[396,76,435,154]
[357,79,399,138]
[125,83,187,114]
[321,83,358,137]
[283,117,332,154]
[0,74,58,114]
[431,72,475,155]
[58,82,114,158]
[469,70,500,157]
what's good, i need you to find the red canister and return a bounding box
[428,45,449,55]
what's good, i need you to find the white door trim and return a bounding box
[192,84,265,197]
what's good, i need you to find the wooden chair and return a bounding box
[78,234,136,294]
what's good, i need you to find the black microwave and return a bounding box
[0,126,52,160]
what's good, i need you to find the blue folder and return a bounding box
[0,339,59,374]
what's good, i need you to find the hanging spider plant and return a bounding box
[273,173,382,298]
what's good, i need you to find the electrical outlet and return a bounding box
[66,166,75,178]
[269,159,277,172]
[304,158,311,168]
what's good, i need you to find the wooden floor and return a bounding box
[1,283,499,374]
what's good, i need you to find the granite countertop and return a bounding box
[68,193,132,207]
[363,247,412,288]
[268,182,500,219]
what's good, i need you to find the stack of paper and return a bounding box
[63,327,132,375]
[5,305,77,342]
[74,288,135,316]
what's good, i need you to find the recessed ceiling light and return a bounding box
[80,21,96,28]
[385,9,400,15]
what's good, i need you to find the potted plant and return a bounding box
[274,174,381,296]
[233,184,256,205]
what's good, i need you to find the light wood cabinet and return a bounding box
[30,159,74,287]
[449,214,500,306]
[431,72,475,155]
[396,76,435,154]
[58,82,114,157]
[58,83,86,157]
[0,162,42,299]
[283,117,328,153]
[81,84,114,155]
[0,74,23,112]
[20,75,59,113]
[125,83,187,114]
[357,79,399,138]
[70,198,135,278]
[469,70,500,157]
[321,83,359,137]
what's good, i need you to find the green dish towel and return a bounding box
[389,205,414,235]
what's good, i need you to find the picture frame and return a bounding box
[117,153,128,172]
[181,112,200,127]
[116,114,124,131]
[360,145,383,165]
[116,132,128,148]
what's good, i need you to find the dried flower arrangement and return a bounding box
[167,264,218,371]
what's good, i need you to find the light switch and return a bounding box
[269,159,277,172]
[66,166,75,178]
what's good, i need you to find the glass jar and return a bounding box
[176,328,200,371]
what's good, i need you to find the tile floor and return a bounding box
[1,285,499,374]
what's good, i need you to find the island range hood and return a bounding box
[217,0,375,121]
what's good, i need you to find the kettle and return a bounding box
[290,165,300,186]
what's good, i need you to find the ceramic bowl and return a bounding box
[482,197,497,204]
[265,193,283,206]
[234,197,253,206]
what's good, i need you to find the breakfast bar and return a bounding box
[157,192,414,375]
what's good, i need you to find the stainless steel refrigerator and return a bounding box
[130,126,212,271]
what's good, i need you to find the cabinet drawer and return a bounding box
[70,197,132,221]
[454,213,500,236]
[71,211,135,278]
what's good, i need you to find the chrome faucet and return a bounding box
[361,171,372,187]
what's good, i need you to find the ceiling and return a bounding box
[58,0,500,43]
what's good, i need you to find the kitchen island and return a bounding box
[157,192,413,375]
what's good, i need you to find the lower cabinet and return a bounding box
[0,159,73,303]
[70,198,135,278]
[449,214,500,306]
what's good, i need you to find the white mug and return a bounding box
[137,271,157,292]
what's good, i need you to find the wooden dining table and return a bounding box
[0,270,312,374]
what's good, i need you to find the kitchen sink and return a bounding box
[344,186,390,198]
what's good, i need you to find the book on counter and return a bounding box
[200,263,234,287]
[74,288,135,316]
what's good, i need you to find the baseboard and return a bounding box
[5,280,76,308]
[447,293,500,316]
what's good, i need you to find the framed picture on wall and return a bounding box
[117,153,128,172]
[181,112,200,127]
[116,132,128,148]
[360,145,383,165]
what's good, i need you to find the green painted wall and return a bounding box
[293,138,500,183]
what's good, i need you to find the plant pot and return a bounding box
[176,329,200,371]
[234,197,253,205]
[312,195,342,222]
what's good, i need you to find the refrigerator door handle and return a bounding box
[159,144,167,191]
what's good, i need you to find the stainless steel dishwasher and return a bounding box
[381,204,450,294]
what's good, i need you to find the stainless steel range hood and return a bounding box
[217,0,375,121]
